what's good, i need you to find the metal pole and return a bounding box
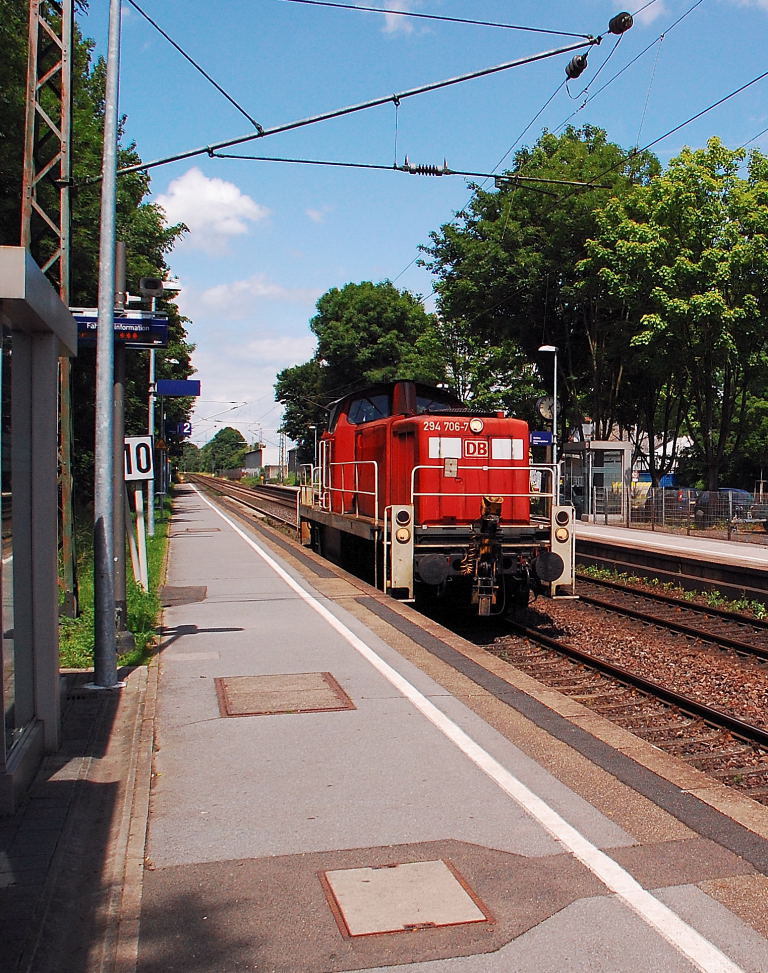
[147,297,157,537]
[552,349,558,466]
[113,242,130,638]
[92,0,122,688]
[147,348,156,536]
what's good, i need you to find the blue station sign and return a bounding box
[530,431,553,446]
[156,379,200,397]
[72,308,169,349]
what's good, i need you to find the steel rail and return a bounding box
[576,585,768,663]
[577,573,768,629]
[187,474,299,528]
[509,620,768,749]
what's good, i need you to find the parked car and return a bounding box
[693,489,753,526]
[642,487,699,521]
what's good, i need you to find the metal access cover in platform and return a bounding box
[215,672,355,717]
[321,860,491,937]
[160,585,207,607]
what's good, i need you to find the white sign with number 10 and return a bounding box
[124,436,154,481]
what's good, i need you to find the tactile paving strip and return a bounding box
[214,672,355,717]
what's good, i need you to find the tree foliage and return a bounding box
[580,138,768,487]
[422,126,660,439]
[199,427,247,473]
[275,281,443,460]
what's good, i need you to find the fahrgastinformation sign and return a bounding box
[72,308,169,349]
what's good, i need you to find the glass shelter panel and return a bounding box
[1,325,17,754]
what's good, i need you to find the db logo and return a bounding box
[464,439,488,458]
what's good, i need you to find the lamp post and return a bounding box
[309,424,317,470]
[538,345,558,465]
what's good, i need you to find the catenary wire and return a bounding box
[569,65,768,195]
[276,0,593,38]
[551,0,705,136]
[391,77,567,285]
[124,0,263,132]
[635,33,664,147]
[96,36,598,183]
[632,0,661,16]
[408,64,768,311]
[210,152,610,188]
[396,0,703,290]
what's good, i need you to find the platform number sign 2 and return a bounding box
[124,436,154,481]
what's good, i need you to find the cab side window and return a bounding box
[347,393,391,424]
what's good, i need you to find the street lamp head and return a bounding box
[538,344,557,353]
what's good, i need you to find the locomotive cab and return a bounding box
[301,380,575,616]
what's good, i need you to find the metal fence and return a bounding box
[602,486,768,536]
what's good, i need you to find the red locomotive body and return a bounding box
[299,380,575,615]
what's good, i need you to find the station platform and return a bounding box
[576,519,768,570]
[5,482,768,972]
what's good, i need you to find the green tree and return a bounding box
[580,138,768,488]
[311,280,442,387]
[178,442,202,473]
[276,280,444,457]
[0,0,29,244]
[422,126,660,439]
[199,427,247,473]
[274,359,325,462]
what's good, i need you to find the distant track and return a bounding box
[184,474,299,528]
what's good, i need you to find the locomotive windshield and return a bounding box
[415,390,465,413]
[346,392,392,424]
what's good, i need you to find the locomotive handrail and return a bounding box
[320,458,380,523]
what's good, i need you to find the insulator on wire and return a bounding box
[565,54,589,80]
[608,11,633,34]
[402,158,449,176]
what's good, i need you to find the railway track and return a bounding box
[485,592,768,805]
[576,576,768,663]
[185,474,299,527]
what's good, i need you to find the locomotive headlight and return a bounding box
[555,526,570,543]
[395,527,411,543]
[469,418,484,433]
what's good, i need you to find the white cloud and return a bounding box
[195,274,321,320]
[306,205,332,223]
[242,335,317,365]
[362,0,417,35]
[156,167,269,254]
[188,332,316,459]
[634,1,668,26]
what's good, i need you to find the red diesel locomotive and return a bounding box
[299,380,575,616]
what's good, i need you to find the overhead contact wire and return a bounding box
[125,0,263,131]
[105,36,598,181]
[276,0,593,38]
[578,66,768,193]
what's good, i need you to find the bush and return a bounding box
[59,494,171,669]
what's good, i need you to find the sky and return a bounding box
[78,0,768,463]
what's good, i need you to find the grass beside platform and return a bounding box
[59,495,172,669]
